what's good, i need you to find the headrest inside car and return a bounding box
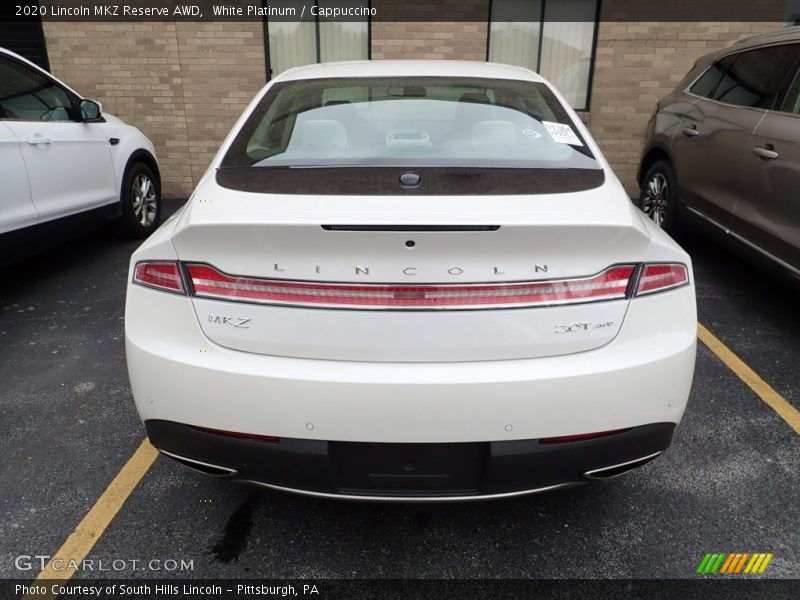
[471,120,516,147]
[292,119,348,149]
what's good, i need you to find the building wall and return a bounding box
[371,0,489,60]
[42,21,265,198]
[41,7,781,198]
[371,21,489,60]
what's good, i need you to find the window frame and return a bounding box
[485,0,602,112]
[773,49,800,117]
[262,0,372,82]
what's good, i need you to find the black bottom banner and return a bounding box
[2,579,799,600]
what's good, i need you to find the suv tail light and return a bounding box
[132,261,185,294]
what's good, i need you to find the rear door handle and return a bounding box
[27,136,51,145]
[681,126,699,137]
[681,125,700,137]
[753,145,779,160]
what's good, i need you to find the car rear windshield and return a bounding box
[218,76,604,195]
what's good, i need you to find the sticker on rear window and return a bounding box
[522,128,542,139]
[542,121,583,146]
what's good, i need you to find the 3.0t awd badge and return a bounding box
[555,321,615,333]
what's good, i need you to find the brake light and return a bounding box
[185,264,637,310]
[635,263,689,296]
[132,261,185,294]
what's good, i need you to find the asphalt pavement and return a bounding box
[1,199,798,582]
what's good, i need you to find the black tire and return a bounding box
[637,159,679,234]
[119,161,161,238]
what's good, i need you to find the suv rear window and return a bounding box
[217,77,604,195]
[689,56,735,99]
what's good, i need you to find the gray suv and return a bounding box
[637,28,800,279]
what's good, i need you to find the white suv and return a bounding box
[0,47,161,266]
[126,61,697,501]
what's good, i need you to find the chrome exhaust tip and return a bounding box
[582,451,662,480]
[159,449,238,478]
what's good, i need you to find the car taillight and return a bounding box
[635,263,689,296]
[132,261,185,294]
[184,264,637,310]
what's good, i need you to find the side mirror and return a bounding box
[79,99,102,122]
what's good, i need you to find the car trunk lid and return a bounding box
[170,181,650,362]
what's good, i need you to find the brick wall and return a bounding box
[371,0,489,59]
[371,21,489,60]
[42,21,265,198]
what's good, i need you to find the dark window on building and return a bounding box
[0,9,49,71]
[487,0,599,110]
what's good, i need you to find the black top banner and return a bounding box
[0,0,796,22]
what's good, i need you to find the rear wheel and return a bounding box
[638,160,678,233]
[120,162,161,238]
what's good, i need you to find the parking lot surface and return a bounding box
[1,199,798,580]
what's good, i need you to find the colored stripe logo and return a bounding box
[696,552,773,574]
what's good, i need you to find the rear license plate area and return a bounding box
[330,442,488,496]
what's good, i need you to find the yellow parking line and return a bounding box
[698,323,800,435]
[24,439,158,599]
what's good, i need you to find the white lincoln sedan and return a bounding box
[125,61,696,501]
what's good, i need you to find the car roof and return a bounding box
[686,26,799,70]
[732,25,800,49]
[272,60,545,84]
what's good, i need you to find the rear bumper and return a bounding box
[126,283,696,444]
[147,420,675,501]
